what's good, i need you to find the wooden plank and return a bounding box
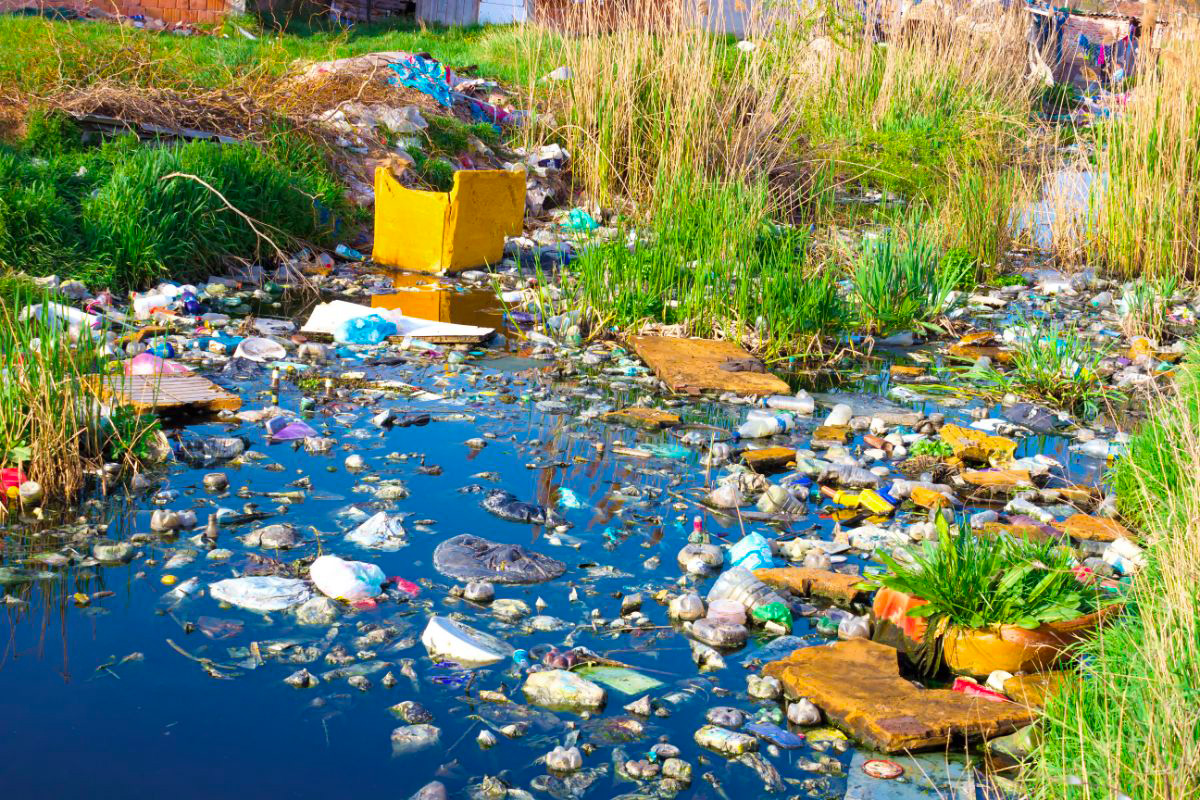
[631,336,789,397]
[86,374,242,414]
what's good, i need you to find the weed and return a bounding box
[981,322,1121,417]
[853,227,967,335]
[0,133,343,289]
[876,516,1104,630]
[908,438,953,458]
[1119,275,1178,341]
[22,108,84,156]
[1086,20,1200,279]
[993,273,1027,287]
[571,174,847,357]
[936,164,1019,276]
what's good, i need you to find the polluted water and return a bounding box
[0,260,1164,799]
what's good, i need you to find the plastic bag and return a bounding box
[335,314,398,345]
[233,336,287,363]
[751,601,793,632]
[309,555,386,601]
[266,417,318,441]
[125,353,192,376]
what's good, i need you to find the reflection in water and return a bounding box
[370,272,506,332]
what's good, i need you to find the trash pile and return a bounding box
[0,247,1182,797]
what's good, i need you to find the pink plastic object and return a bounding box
[1,468,27,503]
[706,598,747,626]
[952,677,1011,703]
[391,578,421,598]
[265,417,318,441]
[125,353,191,376]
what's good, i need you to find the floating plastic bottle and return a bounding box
[737,412,796,439]
[706,566,788,614]
[820,464,881,489]
[763,393,815,415]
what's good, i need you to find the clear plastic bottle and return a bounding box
[820,464,881,488]
[764,393,815,414]
[706,566,788,613]
[737,412,796,438]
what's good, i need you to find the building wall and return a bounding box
[0,0,234,24]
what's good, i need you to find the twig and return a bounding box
[159,172,290,263]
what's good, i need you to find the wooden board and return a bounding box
[630,336,789,397]
[86,374,242,414]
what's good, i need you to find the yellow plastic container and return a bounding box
[372,167,525,274]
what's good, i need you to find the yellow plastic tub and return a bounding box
[372,167,525,274]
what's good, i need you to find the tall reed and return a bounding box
[1088,18,1200,279]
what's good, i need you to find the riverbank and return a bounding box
[1026,353,1200,800]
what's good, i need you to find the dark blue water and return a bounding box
[0,342,1106,800]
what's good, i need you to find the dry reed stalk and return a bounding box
[1087,17,1200,279]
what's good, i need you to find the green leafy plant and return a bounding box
[1120,275,1179,340]
[909,437,953,458]
[870,517,1106,670]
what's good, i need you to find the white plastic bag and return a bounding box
[309,555,385,601]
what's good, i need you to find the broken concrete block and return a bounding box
[762,638,1036,752]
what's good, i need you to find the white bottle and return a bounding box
[737,413,795,438]
[765,393,815,414]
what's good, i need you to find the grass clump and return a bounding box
[572,175,846,358]
[872,516,1109,673]
[853,227,967,335]
[982,322,1121,417]
[1028,353,1200,800]
[1118,275,1178,341]
[0,131,343,290]
[22,108,85,157]
[878,518,1103,631]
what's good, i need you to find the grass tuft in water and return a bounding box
[852,225,966,335]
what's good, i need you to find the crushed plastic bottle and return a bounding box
[706,566,788,615]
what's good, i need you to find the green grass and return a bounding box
[980,322,1122,417]
[874,516,1105,631]
[0,15,531,98]
[570,174,848,358]
[0,122,344,289]
[852,225,967,335]
[1028,352,1200,800]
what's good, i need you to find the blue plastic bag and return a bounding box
[335,314,398,345]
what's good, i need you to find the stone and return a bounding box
[694,725,758,756]
[811,426,851,448]
[677,543,723,574]
[390,724,441,755]
[1003,672,1070,711]
[747,675,782,699]
[669,592,705,620]
[620,593,643,615]
[390,700,434,724]
[522,669,606,711]
[961,469,1033,489]
[241,523,299,549]
[787,698,821,726]
[408,781,447,800]
[284,668,318,688]
[754,567,864,604]
[1061,514,1137,543]
[662,758,692,784]
[706,706,746,728]
[464,580,495,602]
[493,598,531,621]
[624,696,652,716]
[545,745,583,772]
[601,407,680,430]
[762,639,1035,753]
